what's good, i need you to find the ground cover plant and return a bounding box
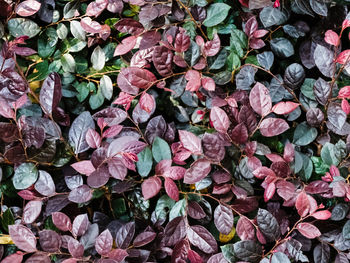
[0,0,349,262]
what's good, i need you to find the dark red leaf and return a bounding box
[115,18,144,35]
[185,70,201,92]
[133,231,156,247]
[52,212,72,232]
[22,200,42,224]
[117,67,157,95]
[139,92,155,113]
[164,177,179,201]
[203,33,220,57]
[188,249,203,263]
[187,225,218,253]
[174,30,190,52]
[152,46,173,76]
[295,191,310,217]
[236,216,255,240]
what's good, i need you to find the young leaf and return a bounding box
[297,223,321,239]
[95,229,113,256]
[178,130,202,154]
[141,176,162,200]
[249,82,272,116]
[272,101,299,115]
[259,118,289,137]
[210,106,230,134]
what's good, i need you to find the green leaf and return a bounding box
[270,38,294,58]
[293,122,317,146]
[8,18,40,38]
[203,3,231,27]
[1,209,14,232]
[75,56,88,73]
[299,153,313,181]
[68,39,87,53]
[169,198,186,221]
[311,157,330,175]
[100,75,113,100]
[152,137,171,162]
[38,35,56,58]
[12,163,38,190]
[91,46,106,71]
[112,198,127,216]
[227,52,241,71]
[61,53,76,73]
[155,195,175,220]
[57,23,68,39]
[301,78,316,100]
[70,21,86,41]
[230,29,247,58]
[89,88,104,110]
[321,142,340,166]
[28,61,49,81]
[342,220,350,239]
[221,244,236,262]
[75,82,90,102]
[137,147,153,178]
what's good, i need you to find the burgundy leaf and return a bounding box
[107,249,129,262]
[15,0,41,16]
[259,118,289,137]
[295,191,310,217]
[0,96,15,119]
[230,123,248,144]
[201,77,216,91]
[9,225,37,252]
[139,92,155,113]
[115,18,144,35]
[68,185,92,204]
[184,158,211,184]
[1,252,23,263]
[264,182,276,202]
[152,46,173,76]
[187,225,218,253]
[133,231,156,247]
[163,166,186,180]
[252,166,275,179]
[249,82,272,116]
[117,67,156,95]
[22,200,42,224]
[178,130,202,155]
[297,223,321,239]
[185,70,201,92]
[139,30,161,50]
[39,230,61,252]
[87,165,110,188]
[68,239,84,258]
[250,38,265,49]
[174,30,190,52]
[214,205,234,235]
[80,17,102,34]
[172,239,190,262]
[141,176,162,200]
[52,212,72,232]
[108,157,127,180]
[272,101,299,115]
[95,229,113,255]
[210,106,230,134]
[115,222,135,249]
[164,216,186,246]
[244,16,258,37]
[187,201,206,219]
[71,160,96,176]
[203,33,220,57]
[188,249,203,263]
[114,36,137,56]
[236,216,255,240]
[164,177,179,201]
[130,47,154,68]
[102,125,122,138]
[86,128,101,149]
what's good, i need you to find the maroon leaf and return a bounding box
[130,47,154,68]
[95,229,113,255]
[107,249,129,262]
[188,249,203,263]
[283,143,294,163]
[250,38,265,49]
[203,33,220,57]
[185,70,201,92]
[39,72,62,114]
[1,252,23,263]
[272,101,299,115]
[163,166,186,180]
[297,223,321,239]
[0,96,15,119]
[15,0,41,16]
[187,225,218,253]
[178,130,202,155]
[115,222,135,249]
[115,18,144,35]
[184,158,211,184]
[141,176,162,200]
[174,30,190,52]
[52,212,72,232]
[295,191,310,217]
[214,205,234,235]
[236,216,255,240]
[231,123,248,144]
[259,118,289,137]
[117,67,156,95]
[86,0,108,17]
[71,160,96,176]
[152,46,173,76]
[39,230,61,252]
[172,239,190,262]
[244,16,258,37]
[22,200,42,224]
[68,239,84,258]
[249,82,272,116]
[114,36,137,56]
[164,177,179,201]
[252,166,275,179]
[24,252,51,263]
[210,106,230,134]
[68,185,92,204]
[108,157,127,180]
[102,125,122,138]
[133,231,156,247]
[139,92,155,113]
[164,216,186,246]
[86,128,101,149]
[9,225,37,252]
[264,182,276,202]
[139,30,161,50]
[201,77,216,91]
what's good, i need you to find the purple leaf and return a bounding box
[236,216,255,241]
[141,176,162,200]
[187,225,218,253]
[0,95,15,119]
[117,67,156,95]
[86,0,108,17]
[133,231,156,247]
[259,118,289,137]
[184,159,211,184]
[152,46,173,76]
[72,214,90,237]
[87,165,110,188]
[80,17,102,33]
[249,82,272,116]
[39,230,61,252]
[178,130,202,155]
[9,225,37,252]
[68,185,93,204]
[203,33,220,57]
[115,222,135,249]
[187,201,206,219]
[34,170,55,196]
[174,30,190,52]
[68,238,84,258]
[24,252,51,263]
[86,128,101,149]
[114,36,137,56]
[39,72,62,114]
[22,200,42,224]
[71,160,96,176]
[164,177,179,201]
[210,106,230,134]
[214,205,234,235]
[15,0,41,16]
[164,216,186,246]
[115,18,144,35]
[52,212,72,232]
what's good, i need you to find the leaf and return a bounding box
[204,33,221,57]
[293,122,317,146]
[115,18,144,35]
[100,75,113,100]
[203,3,231,27]
[271,252,291,263]
[152,137,171,162]
[270,38,294,58]
[178,130,202,154]
[249,82,272,116]
[52,212,72,231]
[297,222,321,239]
[68,111,95,154]
[257,208,281,241]
[313,77,331,105]
[259,118,289,137]
[324,30,339,46]
[214,205,234,235]
[236,216,255,240]
[12,163,38,190]
[184,159,211,184]
[185,70,201,92]
[61,53,76,73]
[164,178,179,201]
[272,101,299,115]
[295,191,310,217]
[336,50,350,65]
[0,96,15,119]
[259,6,285,27]
[284,63,305,89]
[137,147,153,177]
[188,225,218,253]
[133,231,156,247]
[233,240,262,263]
[139,93,155,113]
[86,0,108,17]
[210,106,230,133]
[39,230,61,252]
[15,0,41,16]
[314,44,335,78]
[257,51,274,70]
[95,229,113,255]
[91,46,105,71]
[71,160,95,176]
[141,176,162,200]
[312,210,331,220]
[68,185,92,204]
[9,225,37,252]
[85,128,101,149]
[313,243,330,263]
[68,238,84,258]
[39,72,61,114]
[164,216,186,246]
[22,200,42,224]
[115,222,135,249]
[152,46,173,76]
[117,67,156,95]
[8,18,40,38]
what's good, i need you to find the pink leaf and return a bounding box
[210,106,230,134]
[174,30,190,52]
[203,33,220,57]
[264,182,276,202]
[115,18,144,35]
[339,86,350,98]
[68,239,84,258]
[14,94,28,109]
[236,216,255,240]
[163,166,186,180]
[95,229,113,255]
[283,143,294,163]
[102,125,123,138]
[141,176,162,200]
[272,101,299,115]
[164,178,179,201]
[80,17,102,33]
[336,50,350,64]
[178,130,202,155]
[9,225,37,252]
[184,159,211,184]
[86,0,108,17]
[0,96,15,119]
[185,70,201,92]
[343,19,350,29]
[114,36,137,56]
[311,210,331,220]
[71,160,96,175]
[18,190,36,200]
[253,29,268,38]
[201,77,216,91]
[295,191,310,217]
[341,99,350,114]
[15,0,41,16]
[22,200,42,224]
[1,252,23,263]
[52,212,72,232]
[117,67,156,95]
[244,16,258,37]
[259,118,289,137]
[86,128,101,149]
[252,167,275,179]
[249,38,265,49]
[249,82,272,116]
[324,30,339,46]
[188,249,203,263]
[297,223,321,239]
[139,92,155,113]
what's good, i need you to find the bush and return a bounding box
[0,0,349,262]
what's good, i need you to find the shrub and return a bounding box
[0,0,349,262]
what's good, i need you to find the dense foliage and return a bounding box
[0,0,350,262]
